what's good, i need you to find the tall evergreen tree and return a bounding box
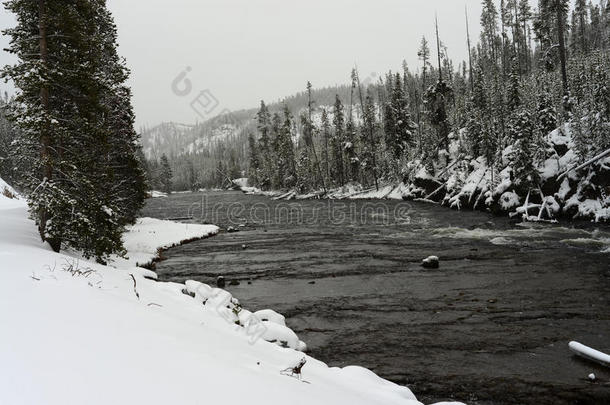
[331,95,346,185]
[247,133,259,186]
[255,100,272,189]
[418,37,431,90]
[384,73,416,162]
[160,154,173,194]
[320,108,331,184]
[275,105,296,188]
[2,0,146,259]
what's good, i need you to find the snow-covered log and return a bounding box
[568,341,610,367]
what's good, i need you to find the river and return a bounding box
[142,190,610,405]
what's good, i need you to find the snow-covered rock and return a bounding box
[254,309,287,326]
[499,191,520,211]
[422,256,440,269]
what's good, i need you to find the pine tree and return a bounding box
[331,95,345,185]
[320,108,331,184]
[384,73,416,162]
[481,0,500,64]
[160,154,173,194]
[360,89,379,187]
[247,133,260,186]
[518,0,533,72]
[507,59,521,111]
[535,91,557,141]
[572,0,589,54]
[0,93,18,184]
[417,37,431,90]
[228,151,240,180]
[423,79,453,158]
[275,104,296,188]
[354,68,379,189]
[2,0,145,260]
[255,101,272,189]
[295,148,312,193]
[510,107,539,192]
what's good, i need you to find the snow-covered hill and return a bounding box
[140,121,196,159]
[0,178,447,405]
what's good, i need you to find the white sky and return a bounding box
[1,0,543,128]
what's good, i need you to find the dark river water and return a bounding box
[142,191,610,405]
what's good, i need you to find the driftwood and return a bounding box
[130,274,140,300]
[468,168,489,205]
[437,154,464,179]
[281,358,307,381]
[424,183,446,201]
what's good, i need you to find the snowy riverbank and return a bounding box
[240,124,610,223]
[0,181,448,405]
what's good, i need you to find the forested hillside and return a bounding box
[141,85,352,190]
[240,0,610,221]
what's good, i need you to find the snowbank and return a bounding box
[0,179,425,405]
[113,217,218,268]
[232,177,249,188]
[148,190,168,198]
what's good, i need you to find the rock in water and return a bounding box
[216,276,226,288]
[422,256,440,269]
[227,226,238,233]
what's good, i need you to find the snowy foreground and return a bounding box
[0,183,457,405]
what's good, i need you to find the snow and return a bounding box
[0,178,425,405]
[568,341,610,367]
[387,183,409,200]
[347,184,395,200]
[254,309,287,326]
[0,178,22,209]
[232,177,249,188]
[415,166,434,180]
[112,217,218,268]
[539,157,561,181]
[149,190,168,198]
[499,191,520,210]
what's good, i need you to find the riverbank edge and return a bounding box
[1,187,431,405]
[239,133,609,223]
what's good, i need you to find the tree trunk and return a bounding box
[465,7,474,91]
[556,0,568,94]
[38,0,55,249]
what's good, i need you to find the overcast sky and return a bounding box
[1,0,541,128]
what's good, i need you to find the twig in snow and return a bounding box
[130,274,140,300]
[281,357,308,381]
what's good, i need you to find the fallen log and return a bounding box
[569,341,610,368]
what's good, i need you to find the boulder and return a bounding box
[422,256,440,269]
[216,276,226,288]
